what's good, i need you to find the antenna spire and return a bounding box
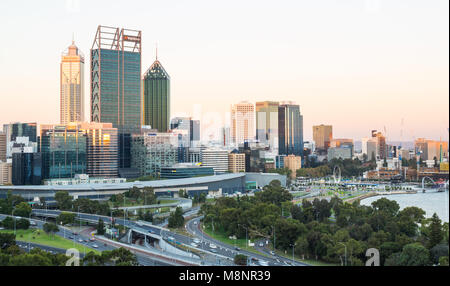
[156,42,158,60]
[72,32,75,45]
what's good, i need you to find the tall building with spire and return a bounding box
[61,40,84,124]
[143,49,170,132]
[90,26,142,168]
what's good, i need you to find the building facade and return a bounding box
[278,103,303,157]
[90,26,142,168]
[255,101,279,148]
[0,132,6,162]
[60,41,84,124]
[131,132,178,177]
[201,149,229,173]
[313,125,332,151]
[231,101,255,145]
[143,57,170,132]
[0,162,12,185]
[284,154,302,179]
[228,152,246,173]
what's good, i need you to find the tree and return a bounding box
[0,233,16,250]
[56,212,76,225]
[168,207,185,228]
[385,243,431,266]
[439,256,449,266]
[43,223,59,238]
[234,254,247,266]
[428,213,443,249]
[97,218,105,235]
[13,202,32,218]
[430,244,449,265]
[15,218,30,230]
[54,191,72,210]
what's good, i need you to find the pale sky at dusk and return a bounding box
[0,0,448,142]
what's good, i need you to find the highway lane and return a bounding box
[185,216,308,266]
[0,214,173,266]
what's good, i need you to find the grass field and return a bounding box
[0,229,101,255]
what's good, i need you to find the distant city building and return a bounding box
[362,137,378,161]
[3,122,37,158]
[90,26,142,168]
[303,141,315,154]
[160,163,214,179]
[12,153,42,185]
[39,125,87,179]
[201,148,229,173]
[398,148,412,161]
[283,154,302,179]
[275,154,286,169]
[60,40,84,124]
[130,132,178,177]
[0,162,12,185]
[220,126,231,147]
[228,151,246,173]
[372,130,387,159]
[170,117,199,147]
[255,101,279,149]
[143,55,170,132]
[313,125,332,151]
[327,146,353,161]
[278,103,303,157]
[0,132,6,162]
[414,138,448,162]
[231,101,255,145]
[330,138,354,157]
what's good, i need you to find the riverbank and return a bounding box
[345,190,418,204]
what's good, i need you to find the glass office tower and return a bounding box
[91,26,141,168]
[143,56,170,132]
[40,125,87,179]
[278,103,303,157]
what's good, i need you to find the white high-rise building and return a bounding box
[201,149,229,173]
[60,40,84,124]
[231,101,255,146]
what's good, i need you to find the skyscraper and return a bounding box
[0,132,6,162]
[91,26,142,168]
[278,103,303,157]
[313,124,332,151]
[61,40,84,124]
[255,101,279,149]
[143,53,170,132]
[231,101,255,145]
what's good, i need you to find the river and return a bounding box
[360,190,449,222]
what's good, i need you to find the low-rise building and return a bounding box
[284,154,301,179]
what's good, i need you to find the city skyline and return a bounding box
[0,0,448,142]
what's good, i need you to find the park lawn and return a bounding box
[0,229,101,255]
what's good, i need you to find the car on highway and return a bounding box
[92,244,99,248]
[234,247,240,251]
[194,221,198,225]
[190,242,199,248]
[193,238,201,244]
[148,230,155,234]
[259,243,264,247]
[29,221,37,226]
[210,249,218,253]
[270,251,275,256]
[78,238,83,243]
[209,243,217,249]
[68,236,74,240]
[89,237,95,241]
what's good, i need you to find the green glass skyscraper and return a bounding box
[143,55,170,132]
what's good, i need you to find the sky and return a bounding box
[0,0,448,142]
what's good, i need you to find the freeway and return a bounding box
[185,216,308,266]
[30,208,308,266]
[0,214,174,266]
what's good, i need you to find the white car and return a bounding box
[209,243,217,249]
[190,242,199,248]
[258,260,269,266]
[92,244,99,248]
[193,238,201,244]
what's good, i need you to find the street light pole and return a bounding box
[238,224,248,250]
[272,225,276,251]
